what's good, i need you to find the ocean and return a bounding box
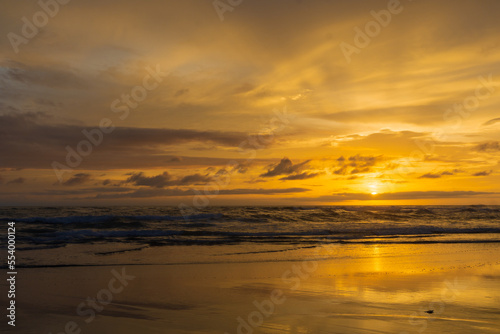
[3,206,500,333]
[2,205,500,267]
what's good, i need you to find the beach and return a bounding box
[7,242,500,334]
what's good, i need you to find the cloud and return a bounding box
[1,61,88,89]
[260,157,310,177]
[177,173,213,185]
[418,173,442,179]
[472,170,493,176]
[33,187,135,197]
[418,170,455,179]
[62,173,92,186]
[174,88,189,97]
[324,191,499,201]
[475,142,500,152]
[124,172,172,188]
[280,172,320,180]
[123,171,212,188]
[318,105,450,126]
[0,112,246,148]
[333,154,384,175]
[7,177,25,185]
[482,118,500,126]
[89,187,310,199]
[329,130,449,156]
[217,164,248,175]
[0,113,250,169]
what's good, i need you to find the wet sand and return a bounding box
[7,243,500,333]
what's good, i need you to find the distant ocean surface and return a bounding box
[2,206,500,252]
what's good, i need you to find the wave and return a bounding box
[6,213,224,224]
[2,206,499,249]
[10,226,500,249]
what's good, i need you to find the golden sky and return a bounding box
[1,0,500,205]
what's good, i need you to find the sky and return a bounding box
[1,0,500,206]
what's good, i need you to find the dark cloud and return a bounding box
[0,112,245,147]
[62,173,92,186]
[350,168,370,174]
[333,165,348,175]
[334,154,384,175]
[0,113,249,169]
[380,179,408,184]
[7,177,25,185]
[482,118,500,126]
[219,188,309,195]
[418,170,455,179]
[125,172,172,188]
[174,89,189,97]
[169,156,183,162]
[280,172,320,180]
[472,170,493,176]
[0,61,88,89]
[89,187,310,199]
[33,187,135,196]
[384,163,400,170]
[221,165,247,175]
[418,173,441,179]
[123,171,212,188]
[178,173,212,185]
[475,142,500,152]
[260,157,310,177]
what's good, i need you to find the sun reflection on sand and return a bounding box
[372,245,381,272]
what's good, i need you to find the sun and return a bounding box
[368,182,380,195]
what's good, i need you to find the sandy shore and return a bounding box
[6,243,500,333]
